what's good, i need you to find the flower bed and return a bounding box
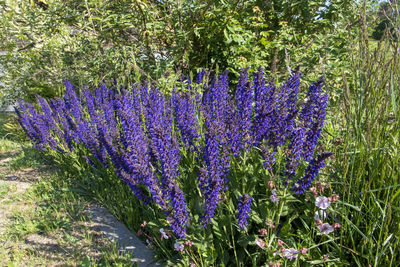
[16,67,341,266]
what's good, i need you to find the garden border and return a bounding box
[87,205,163,266]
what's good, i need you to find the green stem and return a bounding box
[241,152,247,193]
[275,188,286,227]
[227,203,239,266]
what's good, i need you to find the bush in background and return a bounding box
[0,0,358,104]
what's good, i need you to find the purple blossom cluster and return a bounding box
[172,90,200,151]
[293,152,333,194]
[15,66,330,234]
[237,193,252,230]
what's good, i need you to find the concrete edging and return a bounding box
[87,205,163,266]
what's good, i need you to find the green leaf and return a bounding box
[237,234,256,247]
[260,37,269,46]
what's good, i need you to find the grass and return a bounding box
[0,113,23,153]
[0,183,15,199]
[0,138,138,266]
[322,26,400,265]
[9,145,50,170]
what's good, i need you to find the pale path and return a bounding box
[88,205,163,267]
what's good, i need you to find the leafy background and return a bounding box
[0,0,361,102]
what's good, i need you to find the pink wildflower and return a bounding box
[270,190,279,203]
[268,261,281,267]
[319,223,334,235]
[300,248,307,255]
[316,181,326,192]
[315,196,331,210]
[174,241,184,252]
[314,219,323,226]
[330,194,340,202]
[333,223,341,229]
[184,240,194,247]
[160,228,169,240]
[255,238,266,249]
[266,218,275,229]
[282,248,299,260]
[268,180,275,189]
[309,187,318,196]
[258,228,268,236]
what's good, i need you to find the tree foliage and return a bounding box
[0,0,361,103]
[372,1,400,40]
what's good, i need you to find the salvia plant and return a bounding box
[15,67,342,266]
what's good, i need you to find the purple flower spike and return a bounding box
[237,193,252,230]
[143,87,190,238]
[200,120,224,227]
[234,67,253,153]
[172,90,200,150]
[252,67,276,147]
[300,77,328,161]
[285,127,305,180]
[293,152,333,194]
[195,69,206,84]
